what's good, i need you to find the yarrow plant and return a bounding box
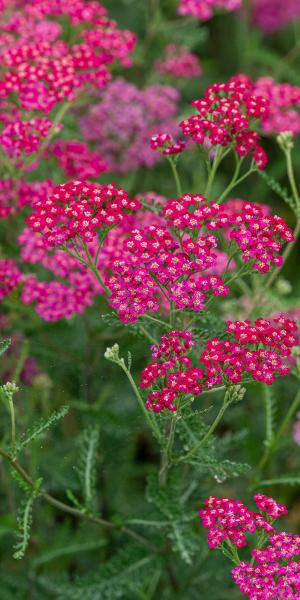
[0,1,300,598]
[199,494,300,599]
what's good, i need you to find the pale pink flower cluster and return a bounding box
[155,44,202,79]
[252,0,300,33]
[80,78,181,173]
[178,0,241,21]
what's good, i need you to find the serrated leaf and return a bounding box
[13,481,41,560]
[17,406,69,453]
[258,170,297,213]
[77,426,100,511]
[263,387,276,450]
[255,475,300,487]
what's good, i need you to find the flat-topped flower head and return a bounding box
[26,180,140,246]
[200,316,298,387]
[179,75,269,169]
[150,133,186,156]
[162,193,230,230]
[140,330,203,412]
[232,532,300,599]
[199,496,275,550]
[155,44,202,79]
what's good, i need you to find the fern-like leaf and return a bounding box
[263,387,276,450]
[255,475,300,487]
[78,426,100,511]
[13,479,42,560]
[258,170,296,213]
[16,406,69,453]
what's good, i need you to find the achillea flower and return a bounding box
[80,78,180,172]
[254,77,300,136]
[162,193,230,230]
[229,201,294,273]
[178,0,241,20]
[150,133,186,156]
[0,259,21,300]
[0,179,55,219]
[26,180,140,246]
[252,0,300,33]
[200,316,297,386]
[106,260,160,324]
[253,494,288,519]
[47,140,107,179]
[232,532,300,599]
[140,330,202,412]
[199,496,275,549]
[0,117,53,157]
[179,75,269,169]
[18,227,103,320]
[155,44,202,79]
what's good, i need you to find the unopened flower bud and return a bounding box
[277,131,294,151]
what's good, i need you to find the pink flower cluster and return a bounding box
[0,117,53,157]
[80,78,180,172]
[47,140,107,179]
[0,259,21,300]
[252,0,300,33]
[150,133,186,156]
[232,532,300,599]
[155,44,202,79]
[106,260,159,324]
[199,495,283,549]
[140,318,297,412]
[200,316,297,386]
[0,179,55,219]
[162,193,230,230]
[178,0,241,20]
[229,201,294,272]
[140,331,202,412]
[201,494,300,599]
[180,76,269,168]
[19,227,102,320]
[27,180,140,246]
[106,222,229,321]
[0,2,136,113]
[254,77,300,137]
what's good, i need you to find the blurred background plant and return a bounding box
[1,0,300,598]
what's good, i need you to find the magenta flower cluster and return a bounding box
[139,318,297,412]
[180,75,269,169]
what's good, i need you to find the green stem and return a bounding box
[119,362,162,442]
[176,398,231,463]
[217,160,256,204]
[204,146,222,197]
[142,314,172,330]
[168,159,182,196]
[159,414,177,485]
[8,397,16,458]
[256,387,300,474]
[286,149,300,207]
